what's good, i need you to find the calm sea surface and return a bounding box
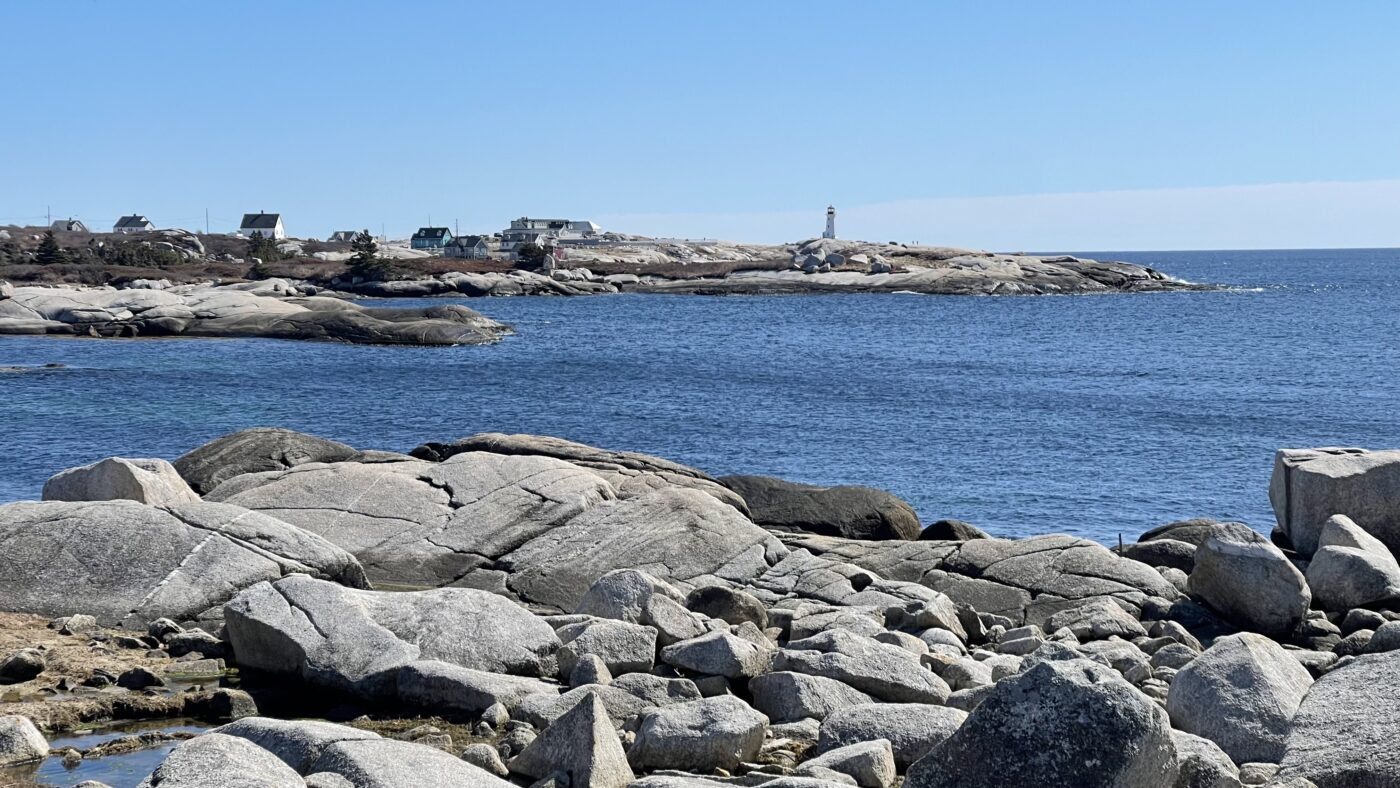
[3,248,1398,544]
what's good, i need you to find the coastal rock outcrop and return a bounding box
[1270,447,1400,556]
[41,457,200,506]
[175,428,361,495]
[779,532,1180,626]
[719,474,922,540]
[0,499,367,626]
[223,574,560,697]
[410,432,749,514]
[0,283,509,345]
[207,450,782,610]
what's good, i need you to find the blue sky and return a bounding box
[3,2,1397,249]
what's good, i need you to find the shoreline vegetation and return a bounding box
[1,429,1398,785]
[0,226,1211,345]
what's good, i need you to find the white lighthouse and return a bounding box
[822,205,836,239]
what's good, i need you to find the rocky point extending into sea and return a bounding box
[0,238,1211,345]
[1,429,1398,786]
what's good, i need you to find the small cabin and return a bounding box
[445,235,490,259]
[240,212,285,240]
[327,230,357,243]
[411,227,453,249]
[113,215,155,234]
[50,219,88,233]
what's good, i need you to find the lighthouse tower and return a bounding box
[822,205,836,239]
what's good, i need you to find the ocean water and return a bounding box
[2,248,1398,544]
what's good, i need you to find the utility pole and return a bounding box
[46,205,51,225]
[455,218,459,237]
[381,223,386,242]
[205,208,210,235]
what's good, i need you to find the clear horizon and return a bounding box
[3,2,1397,250]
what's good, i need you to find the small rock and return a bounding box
[0,649,45,684]
[461,743,510,776]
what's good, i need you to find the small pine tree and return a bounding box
[515,242,547,270]
[347,229,390,280]
[35,230,65,265]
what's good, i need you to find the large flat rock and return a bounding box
[223,574,560,698]
[0,499,367,626]
[0,283,509,345]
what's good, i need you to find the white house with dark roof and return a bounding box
[240,212,285,240]
[327,230,357,243]
[50,218,88,233]
[499,217,602,253]
[113,215,155,234]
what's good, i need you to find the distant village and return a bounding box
[29,212,625,266]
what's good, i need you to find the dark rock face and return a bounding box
[1139,518,1225,547]
[720,475,921,541]
[905,659,1179,788]
[920,519,990,541]
[175,428,360,494]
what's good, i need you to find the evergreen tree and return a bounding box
[347,229,389,279]
[515,242,547,269]
[35,231,64,265]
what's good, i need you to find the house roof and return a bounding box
[114,215,152,228]
[240,213,282,229]
[412,227,452,240]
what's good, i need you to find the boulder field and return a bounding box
[1,432,1400,786]
[0,280,509,345]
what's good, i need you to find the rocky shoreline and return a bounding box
[2,430,1397,786]
[0,280,509,346]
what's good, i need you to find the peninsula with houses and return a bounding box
[0,207,1206,345]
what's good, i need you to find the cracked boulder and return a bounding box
[1271,447,1400,557]
[223,574,560,699]
[0,499,367,627]
[207,452,783,610]
[779,533,1178,626]
[409,432,749,514]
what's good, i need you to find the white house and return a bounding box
[499,217,601,253]
[240,212,285,240]
[50,218,87,233]
[113,215,156,233]
[327,230,357,242]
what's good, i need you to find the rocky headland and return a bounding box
[0,280,508,346]
[330,239,1202,299]
[1,430,1398,786]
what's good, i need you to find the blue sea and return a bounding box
[3,248,1398,544]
